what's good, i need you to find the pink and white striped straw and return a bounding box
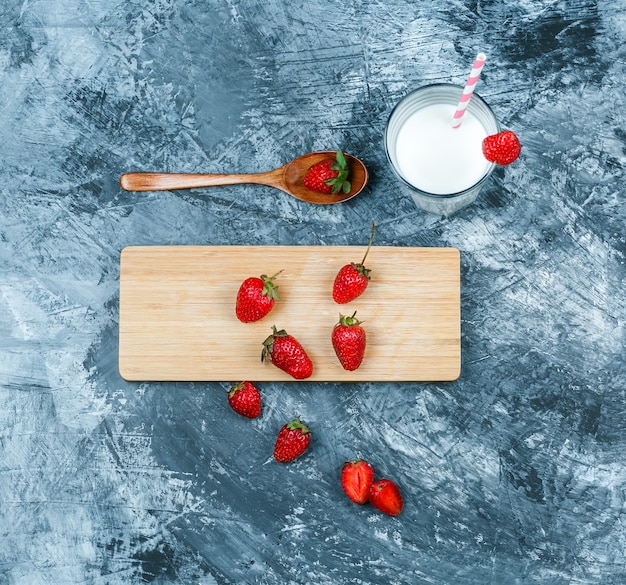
[452,52,487,128]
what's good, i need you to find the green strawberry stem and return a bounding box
[359,222,375,266]
[339,311,362,326]
[228,381,245,398]
[261,325,288,363]
[286,416,310,434]
[260,270,283,301]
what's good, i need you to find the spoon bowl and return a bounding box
[119,151,369,205]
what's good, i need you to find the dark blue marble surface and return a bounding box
[1,1,625,584]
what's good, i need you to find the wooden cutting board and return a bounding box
[118,246,461,382]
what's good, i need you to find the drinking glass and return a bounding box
[385,83,500,216]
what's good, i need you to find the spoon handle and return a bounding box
[120,171,283,192]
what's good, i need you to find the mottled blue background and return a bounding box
[1,1,625,584]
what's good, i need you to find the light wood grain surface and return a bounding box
[118,246,461,381]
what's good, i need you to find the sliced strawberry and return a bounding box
[341,459,375,504]
[368,479,403,516]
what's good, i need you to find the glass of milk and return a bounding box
[385,84,500,216]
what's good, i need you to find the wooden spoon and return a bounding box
[119,151,368,205]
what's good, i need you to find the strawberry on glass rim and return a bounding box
[482,130,521,166]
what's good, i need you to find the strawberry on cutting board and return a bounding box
[303,150,351,194]
[341,459,375,504]
[331,312,367,371]
[332,222,375,304]
[482,130,521,165]
[261,325,313,379]
[227,381,261,418]
[235,271,282,323]
[274,417,311,462]
[368,479,403,516]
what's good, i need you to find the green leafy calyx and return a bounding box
[325,150,352,194]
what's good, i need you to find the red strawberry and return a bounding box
[303,150,351,194]
[332,222,375,304]
[227,381,261,418]
[331,312,366,371]
[341,459,375,504]
[368,479,403,516]
[261,326,313,379]
[274,417,311,462]
[482,130,521,165]
[236,271,282,323]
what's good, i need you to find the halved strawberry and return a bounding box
[368,479,403,516]
[341,459,375,504]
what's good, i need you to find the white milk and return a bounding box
[394,103,490,195]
